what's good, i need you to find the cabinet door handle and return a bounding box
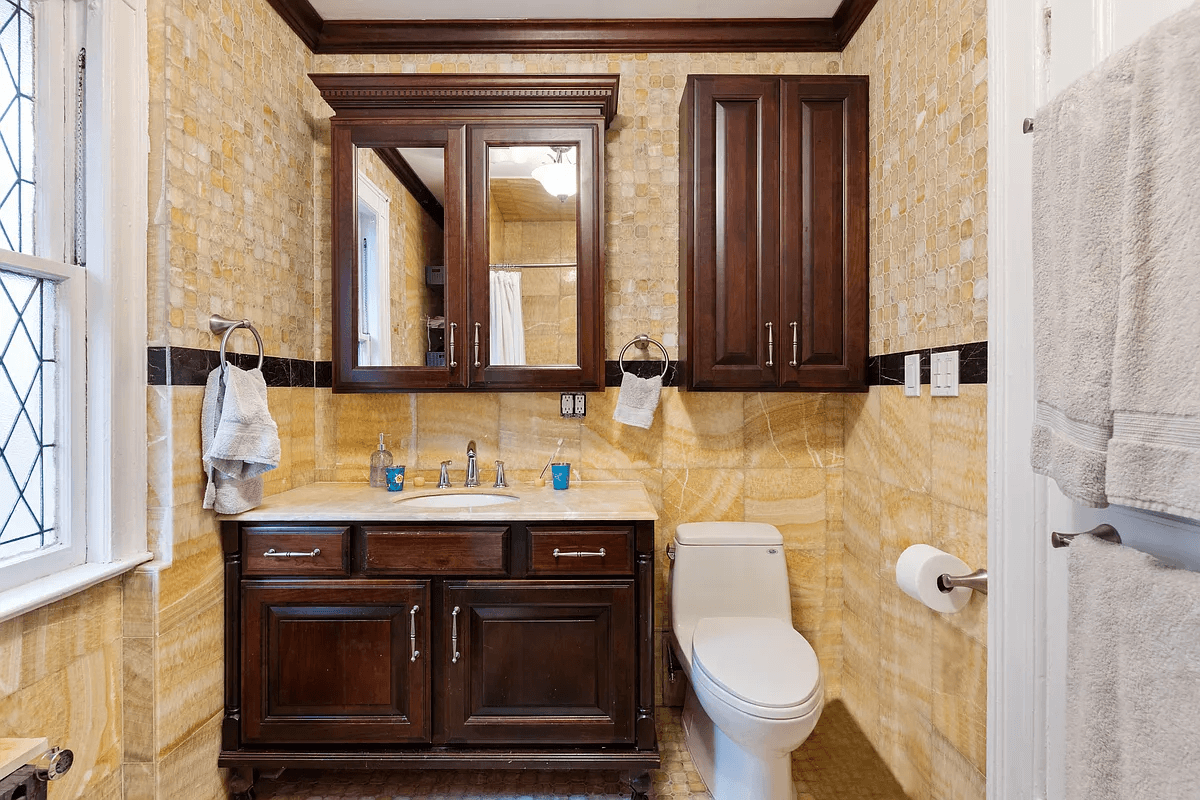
[473,322,481,368]
[448,323,457,368]
[451,606,461,664]
[552,548,607,558]
[410,605,421,663]
[263,548,321,558]
[765,322,774,367]
[789,321,799,367]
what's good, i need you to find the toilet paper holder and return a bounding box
[936,568,988,595]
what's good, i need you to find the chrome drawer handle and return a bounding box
[451,606,461,664]
[789,321,798,367]
[765,322,774,367]
[474,322,481,368]
[552,548,607,558]
[410,605,421,663]
[263,548,321,558]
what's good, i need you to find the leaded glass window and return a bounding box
[0,0,33,256]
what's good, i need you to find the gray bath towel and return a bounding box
[1103,3,1200,520]
[613,372,662,429]
[202,364,279,514]
[1065,535,1200,800]
[1030,40,1138,507]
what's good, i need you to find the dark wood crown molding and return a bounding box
[267,0,879,54]
[310,73,622,126]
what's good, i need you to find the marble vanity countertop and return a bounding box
[226,481,658,522]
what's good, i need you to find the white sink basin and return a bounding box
[393,492,519,508]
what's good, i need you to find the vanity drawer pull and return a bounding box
[552,548,607,558]
[263,547,321,558]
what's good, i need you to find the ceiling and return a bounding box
[267,0,877,53]
[307,0,844,21]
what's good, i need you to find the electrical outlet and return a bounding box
[560,393,574,417]
[931,350,960,396]
[573,393,586,417]
[904,354,921,397]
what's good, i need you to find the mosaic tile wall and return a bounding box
[840,1,989,798]
[843,0,989,355]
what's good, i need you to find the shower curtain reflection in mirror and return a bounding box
[489,269,526,365]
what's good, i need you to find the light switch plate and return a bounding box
[904,354,921,397]
[931,350,960,396]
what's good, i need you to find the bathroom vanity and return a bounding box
[218,482,658,799]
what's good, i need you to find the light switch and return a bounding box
[931,350,960,397]
[904,354,921,397]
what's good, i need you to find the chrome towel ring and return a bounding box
[210,314,265,371]
[618,333,669,378]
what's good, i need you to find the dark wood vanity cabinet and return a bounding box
[679,75,869,391]
[221,519,657,798]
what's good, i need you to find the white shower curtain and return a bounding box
[489,269,526,366]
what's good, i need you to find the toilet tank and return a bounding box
[670,522,793,654]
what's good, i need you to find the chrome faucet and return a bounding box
[465,441,480,487]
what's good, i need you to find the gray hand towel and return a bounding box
[1029,39,1138,508]
[202,364,280,514]
[613,372,662,429]
[1103,2,1200,520]
[1065,535,1200,800]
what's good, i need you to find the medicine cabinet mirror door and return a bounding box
[467,125,604,390]
[333,122,468,391]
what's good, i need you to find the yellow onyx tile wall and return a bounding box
[840,0,989,798]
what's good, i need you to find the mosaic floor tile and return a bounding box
[254,702,905,800]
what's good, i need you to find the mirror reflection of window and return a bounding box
[357,174,391,367]
[487,145,579,368]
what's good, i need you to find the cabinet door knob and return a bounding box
[448,323,457,368]
[451,606,461,664]
[410,605,421,663]
[765,322,774,367]
[789,321,799,367]
[473,322,482,368]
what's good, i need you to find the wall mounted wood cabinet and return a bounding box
[679,75,869,391]
[220,518,658,799]
[312,74,618,392]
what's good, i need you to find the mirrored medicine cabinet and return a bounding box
[311,73,619,392]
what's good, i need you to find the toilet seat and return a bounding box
[691,617,822,721]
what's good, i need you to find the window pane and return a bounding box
[0,0,34,255]
[0,267,56,561]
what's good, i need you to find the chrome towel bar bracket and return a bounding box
[1051,523,1121,548]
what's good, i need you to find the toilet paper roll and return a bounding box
[895,544,972,613]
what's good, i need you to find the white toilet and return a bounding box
[669,522,824,800]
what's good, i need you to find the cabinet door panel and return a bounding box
[242,581,429,744]
[780,78,869,389]
[442,581,636,744]
[685,76,780,389]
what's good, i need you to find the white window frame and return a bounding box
[0,0,151,622]
[357,173,391,366]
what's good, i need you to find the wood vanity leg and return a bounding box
[628,770,651,799]
[228,766,255,800]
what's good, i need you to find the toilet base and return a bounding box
[681,690,797,800]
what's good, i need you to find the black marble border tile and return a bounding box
[867,340,987,386]
[147,346,329,388]
[605,359,682,388]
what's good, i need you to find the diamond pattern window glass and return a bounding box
[0,267,55,561]
[0,0,32,256]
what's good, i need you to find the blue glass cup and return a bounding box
[385,465,406,491]
[551,463,571,490]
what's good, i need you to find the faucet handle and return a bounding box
[438,460,452,489]
[493,460,508,488]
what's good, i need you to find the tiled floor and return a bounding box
[253,701,906,800]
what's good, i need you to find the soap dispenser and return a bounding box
[369,433,393,488]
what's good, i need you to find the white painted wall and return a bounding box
[989,1,1200,797]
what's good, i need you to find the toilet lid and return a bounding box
[691,617,821,713]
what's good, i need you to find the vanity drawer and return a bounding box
[242,526,349,576]
[362,526,510,575]
[527,525,635,576]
